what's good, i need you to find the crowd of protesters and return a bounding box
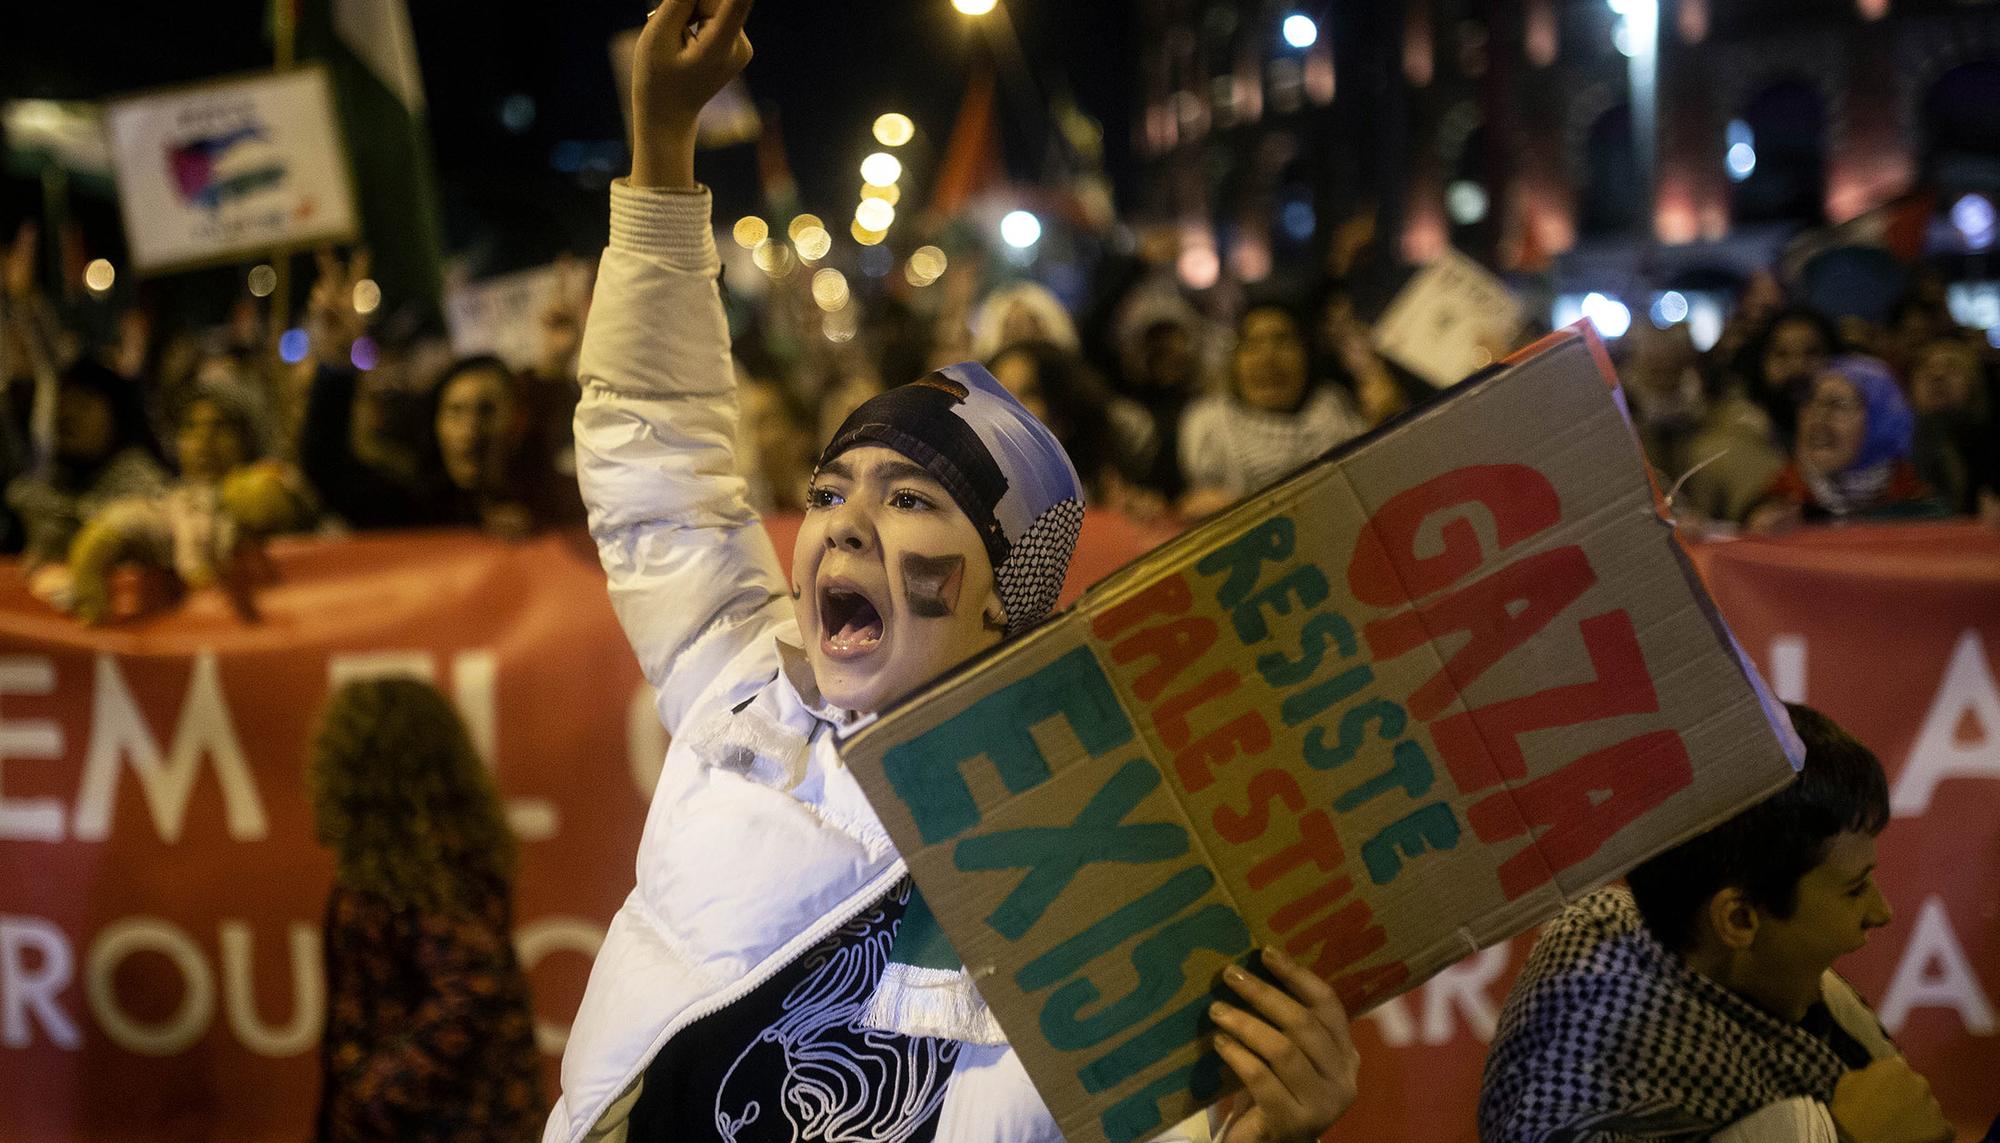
[1,201,1995,628]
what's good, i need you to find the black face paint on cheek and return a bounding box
[902,553,965,619]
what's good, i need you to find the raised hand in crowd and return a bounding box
[534,254,592,383]
[306,246,373,370]
[629,0,754,190]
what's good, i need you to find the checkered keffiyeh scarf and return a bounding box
[1479,888,1849,1142]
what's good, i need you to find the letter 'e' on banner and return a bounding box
[838,325,1802,1143]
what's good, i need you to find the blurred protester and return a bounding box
[1746,356,1949,532]
[1179,302,1367,517]
[1739,307,1839,448]
[969,279,1080,360]
[299,251,582,537]
[735,365,816,513]
[1907,335,1997,518]
[6,359,168,568]
[1114,314,1202,500]
[989,338,1157,512]
[58,382,313,624]
[1482,705,1948,1143]
[308,677,542,1142]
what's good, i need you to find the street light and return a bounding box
[873,113,915,147]
[860,152,903,188]
[953,0,997,14]
[1000,210,1041,249]
[1282,14,1318,49]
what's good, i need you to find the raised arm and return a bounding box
[575,0,783,736]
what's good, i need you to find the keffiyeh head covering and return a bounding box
[817,362,1085,635]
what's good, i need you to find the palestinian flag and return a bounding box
[291,0,444,324]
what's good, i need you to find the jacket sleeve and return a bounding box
[575,182,789,738]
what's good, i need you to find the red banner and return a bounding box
[0,518,1993,1140]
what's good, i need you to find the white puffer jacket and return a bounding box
[547,183,1211,1143]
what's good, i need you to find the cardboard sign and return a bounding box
[444,263,563,370]
[1373,249,1525,389]
[103,68,358,275]
[838,329,1800,1143]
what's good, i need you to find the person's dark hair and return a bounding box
[434,354,520,402]
[987,338,1124,490]
[420,353,523,478]
[308,677,517,914]
[1627,704,1890,952]
[59,358,164,469]
[1735,306,1840,394]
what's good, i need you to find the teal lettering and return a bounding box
[1303,698,1407,770]
[1362,802,1463,884]
[1231,564,1331,644]
[1255,610,1358,688]
[1043,903,1249,1053]
[1098,1051,1226,1143]
[1016,865,1214,991]
[954,759,1188,940]
[1194,516,1295,609]
[1281,663,1374,726]
[1078,986,1235,1093]
[882,647,1134,844]
[1334,738,1437,811]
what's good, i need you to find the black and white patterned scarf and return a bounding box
[1479,888,1851,1142]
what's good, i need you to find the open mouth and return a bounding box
[819,581,886,659]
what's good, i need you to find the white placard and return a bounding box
[105,67,359,274]
[1373,248,1526,389]
[444,264,562,370]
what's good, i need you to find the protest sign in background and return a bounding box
[103,67,359,275]
[0,516,1993,1141]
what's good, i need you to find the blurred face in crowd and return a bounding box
[1233,307,1310,414]
[435,365,520,491]
[1908,340,1980,416]
[792,445,1003,714]
[990,351,1051,426]
[1761,316,1830,396]
[1138,322,1196,393]
[1720,831,1892,1021]
[56,388,115,465]
[176,398,250,483]
[1797,373,1867,475]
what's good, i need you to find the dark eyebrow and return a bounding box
[817,457,855,482]
[868,458,943,488]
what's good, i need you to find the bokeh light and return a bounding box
[855,198,896,232]
[794,225,833,262]
[860,152,903,188]
[248,264,277,297]
[787,214,825,243]
[1000,210,1042,249]
[83,259,114,293]
[352,278,382,315]
[278,328,311,364]
[873,113,915,147]
[812,268,851,312]
[733,216,770,248]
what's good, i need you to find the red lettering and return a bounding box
[1109,617,1219,702]
[1210,768,1305,845]
[1247,810,1344,890]
[1173,710,1271,794]
[1433,609,1659,791]
[1331,962,1411,1012]
[1151,669,1240,751]
[1362,545,1596,720]
[1347,464,1563,607]
[1271,875,1355,933]
[1282,899,1389,979]
[1469,729,1695,899]
[1092,575,1192,641]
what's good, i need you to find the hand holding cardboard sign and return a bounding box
[1209,947,1358,1143]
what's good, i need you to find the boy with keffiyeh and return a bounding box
[543,3,1362,1140]
[1479,705,1952,1143]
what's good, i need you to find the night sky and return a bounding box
[2,0,1138,259]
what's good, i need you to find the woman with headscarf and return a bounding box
[6,358,168,568]
[545,5,1363,1141]
[1745,356,1950,532]
[310,677,544,1142]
